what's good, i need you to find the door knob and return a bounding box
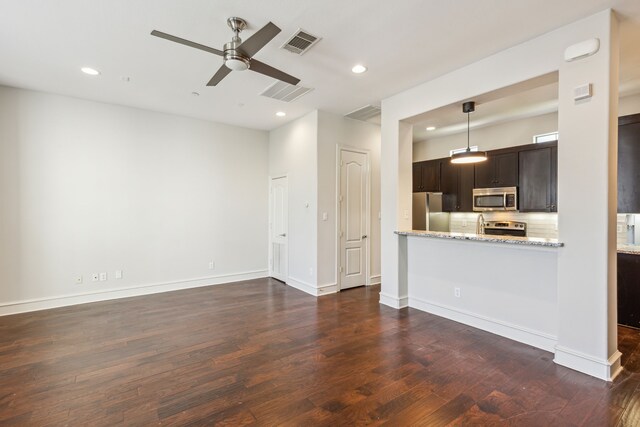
[362,235,368,239]
[278,233,286,237]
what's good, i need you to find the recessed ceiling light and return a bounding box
[276,111,286,117]
[426,126,436,131]
[351,64,367,74]
[81,67,100,76]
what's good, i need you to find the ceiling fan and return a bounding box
[151,17,300,87]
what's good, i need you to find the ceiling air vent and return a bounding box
[281,29,321,55]
[345,105,381,122]
[260,81,313,102]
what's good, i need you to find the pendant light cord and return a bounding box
[467,112,470,152]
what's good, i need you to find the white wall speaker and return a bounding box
[564,38,600,62]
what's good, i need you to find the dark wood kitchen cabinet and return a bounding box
[412,159,440,192]
[474,152,518,188]
[441,161,474,212]
[618,253,640,328]
[618,114,640,213]
[518,144,558,212]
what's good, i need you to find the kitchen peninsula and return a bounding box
[396,228,562,352]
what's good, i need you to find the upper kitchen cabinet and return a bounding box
[618,114,640,213]
[474,151,518,188]
[412,159,440,192]
[518,143,558,212]
[441,161,474,212]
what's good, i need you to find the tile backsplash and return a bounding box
[450,212,558,239]
[618,214,640,245]
[448,213,640,242]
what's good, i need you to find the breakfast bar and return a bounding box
[395,230,562,351]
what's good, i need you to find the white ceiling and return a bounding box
[1,0,640,131]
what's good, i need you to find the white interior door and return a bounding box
[339,149,368,290]
[270,176,288,283]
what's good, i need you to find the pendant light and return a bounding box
[450,101,487,164]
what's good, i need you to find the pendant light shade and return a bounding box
[451,101,487,164]
[451,149,488,164]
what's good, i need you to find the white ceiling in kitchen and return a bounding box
[1,0,640,131]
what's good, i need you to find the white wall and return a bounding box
[317,111,381,289]
[619,92,640,116]
[413,112,558,161]
[0,86,269,314]
[268,111,319,292]
[268,110,381,295]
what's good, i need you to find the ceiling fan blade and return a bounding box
[207,65,232,86]
[237,22,281,57]
[151,30,224,57]
[249,59,300,86]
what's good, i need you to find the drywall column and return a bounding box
[380,114,412,308]
[555,11,620,380]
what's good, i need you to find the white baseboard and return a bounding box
[409,296,557,352]
[0,270,269,317]
[286,277,337,297]
[379,292,408,309]
[286,277,318,296]
[369,275,381,286]
[554,346,623,381]
[318,283,338,295]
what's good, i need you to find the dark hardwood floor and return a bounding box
[1,278,640,426]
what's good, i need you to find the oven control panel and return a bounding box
[484,221,527,237]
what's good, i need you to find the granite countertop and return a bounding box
[395,230,564,248]
[618,244,640,255]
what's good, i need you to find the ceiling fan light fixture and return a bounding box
[451,101,487,164]
[225,56,250,71]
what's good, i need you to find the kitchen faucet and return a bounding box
[476,213,485,235]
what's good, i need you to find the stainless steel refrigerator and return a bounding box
[412,192,450,232]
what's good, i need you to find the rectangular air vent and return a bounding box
[345,105,381,122]
[260,81,313,102]
[281,29,321,55]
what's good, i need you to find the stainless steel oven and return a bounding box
[473,186,518,212]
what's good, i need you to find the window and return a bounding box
[449,146,479,156]
[533,131,559,144]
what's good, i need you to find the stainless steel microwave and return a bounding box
[473,187,518,211]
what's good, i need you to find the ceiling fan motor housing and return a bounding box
[223,40,250,71]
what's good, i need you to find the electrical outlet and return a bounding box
[462,220,467,227]
[309,267,313,276]
[454,287,461,298]
[75,275,83,285]
[209,261,215,270]
[115,270,123,279]
[99,272,107,281]
[92,273,99,282]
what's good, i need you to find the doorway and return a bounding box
[338,147,370,290]
[270,176,288,283]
